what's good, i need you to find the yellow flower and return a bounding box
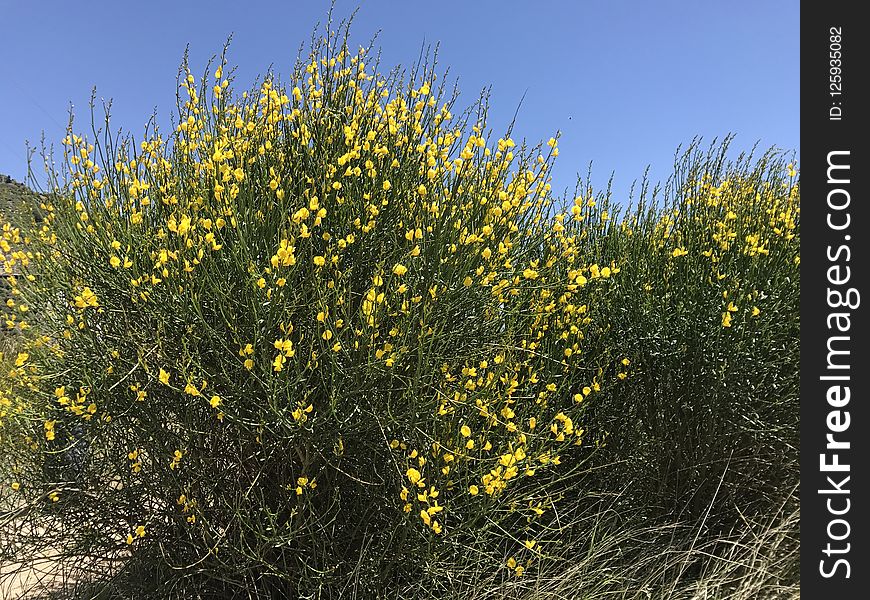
[382,180,392,191]
[159,368,170,385]
[671,247,688,257]
[460,425,471,437]
[468,485,479,495]
[74,287,99,308]
[177,215,191,236]
[209,395,221,408]
[721,312,732,328]
[109,256,121,268]
[135,525,146,538]
[524,540,536,550]
[170,449,183,470]
[406,467,422,485]
[11,482,20,491]
[313,256,326,267]
[392,263,408,276]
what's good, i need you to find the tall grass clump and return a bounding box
[0,21,631,599]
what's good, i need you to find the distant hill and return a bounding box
[0,174,41,226]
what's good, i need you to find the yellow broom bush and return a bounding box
[581,141,800,530]
[0,23,628,598]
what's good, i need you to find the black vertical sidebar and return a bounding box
[801,2,868,596]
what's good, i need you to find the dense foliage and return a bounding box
[0,21,798,600]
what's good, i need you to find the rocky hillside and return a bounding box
[0,174,40,226]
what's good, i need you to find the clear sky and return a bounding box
[0,0,798,203]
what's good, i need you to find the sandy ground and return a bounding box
[1,504,69,599]
[2,506,128,599]
[1,551,68,599]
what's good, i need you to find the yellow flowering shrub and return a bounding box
[0,26,625,597]
[582,141,800,527]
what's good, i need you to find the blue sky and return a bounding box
[0,0,798,202]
